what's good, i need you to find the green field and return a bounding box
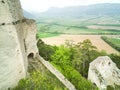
[108,38,120,45]
[101,36,120,52]
[36,17,120,36]
[37,32,60,38]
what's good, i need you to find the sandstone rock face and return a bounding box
[0,0,38,89]
[22,19,38,58]
[88,56,120,90]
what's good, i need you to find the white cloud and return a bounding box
[20,0,120,12]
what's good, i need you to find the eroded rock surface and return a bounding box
[88,56,120,90]
[0,0,38,89]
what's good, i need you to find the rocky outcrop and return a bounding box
[88,56,120,90]
[22,19,38,58]
[0,0,38,89]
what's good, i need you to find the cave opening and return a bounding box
[28,53,34,59]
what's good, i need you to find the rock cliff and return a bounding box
[88,56,120,90]
[0,0,38,89]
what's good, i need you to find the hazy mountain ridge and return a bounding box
[23,10,35,18]
[34,3,120,18]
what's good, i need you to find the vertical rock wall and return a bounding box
[0,0,38,89]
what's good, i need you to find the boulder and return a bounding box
[88,56,120,90]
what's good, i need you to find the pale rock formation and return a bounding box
[88,56,120,90]
[22,19,38,58]
[0,0,38,89]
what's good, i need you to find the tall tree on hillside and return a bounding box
[73,39,97,77]
[37,39,55,61]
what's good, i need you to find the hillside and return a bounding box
[35,3,120,18]
[22,10,35,18]
[34,3,120,35]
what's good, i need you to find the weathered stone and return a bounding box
[88,56,120,90]
[22,19,38,58]
[0,0,38,89]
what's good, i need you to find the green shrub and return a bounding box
[109,54,120,69]
[107,85,120,90]
[37,39,55,61]
[50,44,98,90]
[51,64,98,90]
[13,71,67,90]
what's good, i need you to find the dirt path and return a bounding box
[42,35,119,54]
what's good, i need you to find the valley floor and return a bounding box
[42,34,120,54]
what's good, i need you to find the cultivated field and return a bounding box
[87,25,120,30]
[37,17,120,54]
[42,35,120,54]
[37,17,120,35]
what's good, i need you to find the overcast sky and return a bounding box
[20,0,120,13]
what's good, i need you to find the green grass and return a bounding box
[51,63,98,90]
[36,17,120,37]
[108,38,120,45]
[13,71,67,90]
[37,23,120,35]
[37,32,60,38]
[101,36,120,52]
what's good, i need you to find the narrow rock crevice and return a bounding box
[0,18,28,26]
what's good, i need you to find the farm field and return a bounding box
[42,35,120,54]
[36,17,120,35]
[37,17,120,54]
[37,32,60,38]
[101,36,120,52]
[37,23,120,35]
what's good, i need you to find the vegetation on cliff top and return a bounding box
[37,38,120,89]
[13,38,120,90]
[13,70,67,90]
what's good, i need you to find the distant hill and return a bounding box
[22,10,35,18]
[36,3,120,18]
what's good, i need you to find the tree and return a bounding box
[51,45,72,66]
[73,39,97,77]
[109,53,120,69]
[37,39,55,61]
[50,42,98,90]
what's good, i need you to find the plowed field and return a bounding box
[42,35,119,54]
